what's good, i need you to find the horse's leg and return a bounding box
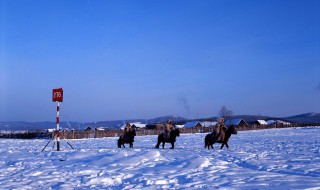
[170,142,174,149]
[162,142,165,149]
[155,135,161,148]
[220,143,224,149]
[155,140,161,149]
[204,137,207,149]
[118,139,121,148]
[225,143,229,148]
[205,138,209,149]
[211,144,214,149]
[130,142,133,148]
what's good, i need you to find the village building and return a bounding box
[174,125,185,129]
[266,120,291,126]
[200,121,217,127]
[266,120,276,125]
[255,120,268,125]
[131,123,147,129]
[120,122,147,130]
[275,120,291,126]
[94,127,105,131]
[183,121,202,128]
[224,119,249,127]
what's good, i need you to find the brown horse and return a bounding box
[155,128,180,149]
[118,129,136,148]
[204,125,237,149]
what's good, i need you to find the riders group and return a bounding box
[121,118,226,142]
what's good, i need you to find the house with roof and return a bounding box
[266,120,276,125]
[224,119,248,127]
[120,122,147,130]
[275,120,291,126]
[255,120,268,125]
[200,121,217,127]
[174,125,185,129]
[183,121,202,128]
[131,123,147,129]
[266,120,291,126]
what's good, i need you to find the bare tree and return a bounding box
[219,105,233,120]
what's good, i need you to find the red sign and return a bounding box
[52,88,63,102]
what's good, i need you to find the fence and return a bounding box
[1,123,319,139]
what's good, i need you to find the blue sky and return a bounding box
[1,0,320,122]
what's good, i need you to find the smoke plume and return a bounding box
[177,93,191,114]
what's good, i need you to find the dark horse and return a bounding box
[118,130,136,148]
[155,128,180,149]
[204,125,237,149]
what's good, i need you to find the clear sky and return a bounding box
[1,0,320,122]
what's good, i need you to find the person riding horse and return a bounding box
[164,119,175,139]
[121,123,132,140]
[213,117,227,142]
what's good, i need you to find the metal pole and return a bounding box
[41,138,52,152]
[56,101,60,151]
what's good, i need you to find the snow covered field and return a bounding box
[0,127,319,189]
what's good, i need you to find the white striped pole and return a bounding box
[56,101,60,151]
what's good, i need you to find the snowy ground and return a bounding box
[0,127,319,189]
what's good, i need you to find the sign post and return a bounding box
[41,88,73,152]
[52,88,63,151]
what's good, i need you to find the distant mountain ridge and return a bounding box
[1,113,319,131]
[283,112,320,123]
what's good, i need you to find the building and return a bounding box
[174,125,185,129]
[200,121,217,127]
[266,120,276,125]
[131,123,147,129]
[255,120,268,125]
[225,119,248,127]
[183,121,202,128]
[120,122,147,130]
[275,120,291,126]
[266,120,291,126]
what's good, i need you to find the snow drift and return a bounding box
[0,127,319,189]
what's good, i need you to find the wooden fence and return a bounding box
[1,123,319,139]
[50,123,320,140]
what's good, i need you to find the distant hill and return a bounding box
[205,115,276,123]
[1,113,319,131]
[283,112,320,123]
[0,115,188,131]
[0,121,83,131]
[147,115,188,124]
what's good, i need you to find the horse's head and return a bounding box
[169,128,180,137]
[227,125,237,135]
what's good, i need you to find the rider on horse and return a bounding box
[164,119,175,139]
[121,123,132,140]
[213,117,227,142]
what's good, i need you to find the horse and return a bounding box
[155,128,180,149]
[204,125,237,149]
[118,129,136,148]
